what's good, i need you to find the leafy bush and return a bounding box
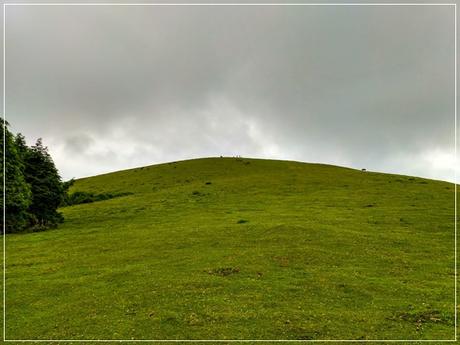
[63,191,133,206]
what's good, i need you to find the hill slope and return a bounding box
[6,157,456,340]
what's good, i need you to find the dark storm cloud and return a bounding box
[4,4,456,181]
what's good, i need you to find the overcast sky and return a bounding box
[4,4,457,182]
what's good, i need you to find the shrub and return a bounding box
[62,191,133,206]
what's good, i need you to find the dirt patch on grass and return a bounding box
[206,267,240,277]
[388,307,454,332]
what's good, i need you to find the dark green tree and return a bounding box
[14,133,29,165]
[0,119,32,233]
[23,138,65,228]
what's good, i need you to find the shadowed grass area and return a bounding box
[5,157,456,340]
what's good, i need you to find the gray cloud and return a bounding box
[4,4,456,181]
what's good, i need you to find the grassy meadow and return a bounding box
[4,157,457,340]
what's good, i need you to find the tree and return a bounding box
[23,138,65,228]
[0,119,32,233]
[15,133,29,165]
[1,121,69,232]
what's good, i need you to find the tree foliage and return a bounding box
[1,119,68,233]
[0,120,32,232]
[23,139,65,228]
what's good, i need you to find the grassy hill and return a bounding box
[5,157,456,340]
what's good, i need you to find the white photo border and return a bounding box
[2,2,457,342]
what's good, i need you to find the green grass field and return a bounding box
[4,157,457,341]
